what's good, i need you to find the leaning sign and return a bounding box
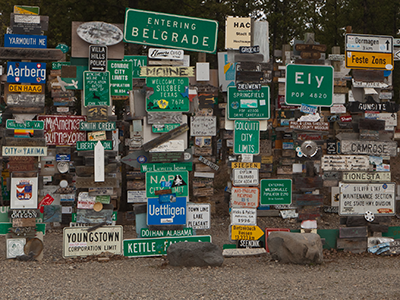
[63,226,123,258]
[339,183,395,216]
[124,8,218,53]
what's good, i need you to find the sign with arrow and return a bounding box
[230,225,264,241]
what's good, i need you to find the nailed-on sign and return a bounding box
[342,172,391,182]
[321,155,370,171]
[341,140,397,157]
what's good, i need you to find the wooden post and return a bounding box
[282,44,291,65]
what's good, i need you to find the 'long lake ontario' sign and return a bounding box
[124,8,218,53]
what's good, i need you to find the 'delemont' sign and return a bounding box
[124,8,218,53]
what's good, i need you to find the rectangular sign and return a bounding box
[6,120,44,130]
[10,177,38,209]
[147,197,187,225]
[140,66,194,77]
[89,45,107,72]
[38,115,86,146]
[14,5,40,15]
[7,62,46,84]
[230,225,264,241]
[8,83,44,93]
[83,71,111,106]
[146,171,189,198]
[346,52,393,70]
[230,187,259,208]
[234,120,260,155]
[230,208,257,225]
[231,162,260,169]
[227,86,270,120]
[148,48,184,60]
[76,140,112,151]
[141,228,193,238]
[285,64,333,106]
[289,121,329,131]
[225,16,251,49]
[127,190,147,203]
[321,155,370,171]
[124,8,218,53]
[339,183,395,216]
[79,121,116,131]
[2,146,47,156]
[186,203,210,229]
[152,123,180,133]
[341,140,397,157]
[146,77,189,112]
[108,60,133,96]
[232,168,259,186]
[342,172,391,182]
[123,55,147,79]
[63,226,123,258]
[4,34,47,48]
[260,179,292,205]
[190,116,217,136]
[123,235,212,257]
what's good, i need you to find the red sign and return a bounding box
[38,115,87,145]
[230,187,259,208]
[265,228,290,252]
[38,194,54,213]
[340,115,352,122]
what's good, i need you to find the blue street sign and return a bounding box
[4,34,47,48]
[7,62,46,84]
[147,197,187,226]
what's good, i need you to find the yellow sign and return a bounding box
[231,225,264,241]
[231,162,261,169]
[345,52,393,70]
[261,156,273,164]
[8,84,43,93]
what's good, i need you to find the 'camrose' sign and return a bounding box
[341,140,397,156]
[124,8,218,53]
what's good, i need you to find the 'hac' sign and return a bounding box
[7,62,46,83]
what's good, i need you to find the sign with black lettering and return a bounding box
[341,140,397,157]
[89,45,107,71]
[186,203,210,229]
[326,139,337,155]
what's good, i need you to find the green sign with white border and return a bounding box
[141,162,192,173]
[285,64,333,107]
[234,120,260,155]
[76,140,113,151]
[79,121,116,131]
[145,171,189,198]
[123,235,211,257]
[107,60,133,96]
[152,123,180,133]
[83,71,111,106]
[6,120,44,130]
[260,179,292,205]
[227,86,270,120]
[123,55,147,79]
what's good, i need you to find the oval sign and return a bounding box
[77,22,123,46]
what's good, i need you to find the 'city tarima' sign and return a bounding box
[124,8,218,53]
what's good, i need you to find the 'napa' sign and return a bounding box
[7,62,46,83]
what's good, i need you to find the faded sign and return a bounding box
[230,187,259,208]
[321,155,370,171]
[190,116,216,136]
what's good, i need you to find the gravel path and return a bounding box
[0,215,399,299]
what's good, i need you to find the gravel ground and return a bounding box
[0,214,400,299]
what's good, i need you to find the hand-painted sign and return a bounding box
[342,172,391,182]
[230,187,259,208]
[147,197,187,225]
[289,121,329,131]
[77,22,123,46]
[89,45,107,72]
[146,171,189,198]
[76,140,112,151]
[190,116,217,136]
[321,155,370,171]
[124,8,218,53]
[260,179,292,205]
[123,55,147,78]
[341,140,397,157]
[79,121,116,131]
[14,5,40,15]
[231,208,257,225]
[11,14,41,34]
[83,71,111,106]
[339,182,395,216]
[4,34,47,48]
[231,225,264,241]
[227,86,270,120]
[234,120,260,155]
[346,100,399,113]
[140,66,194,77]
[108,60,133,96]
[123,235,211,257]
[63,226,123,258]
[2,146,47,156]
[140,162,192,173]
[38,115,86,146]
[7,62,46,83]
[285,64,333,106]
[186,203,210,229]
[146,77,189,112]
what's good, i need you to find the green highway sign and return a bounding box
[6,120,44,130]
[152,123,180,133]
[227,86,270,120]
[52,61,70,70]
[260,179,292,205]
[123,235,211,257]
[146,77,189,112]
[83,71,111,106]
[140,228,193,238]
[285,64,333,107]
[123,55,147,79]
[145,171,189,198]
[79,121,116,131]
[234,120,260,155]
[141,162,192,172]
[124,8,218,53]
[76,140,113,151]
[108,60,133,96]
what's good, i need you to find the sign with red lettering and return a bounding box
[230,187,259,208]
[38,115,87,145]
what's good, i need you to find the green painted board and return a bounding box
[6,120,44,130]
[14,5,40,15]
[76,140,113,151]
[146,171,189,198]
[0,223,45,235]
[140,228,193,238]
[317,229,339,250]
[140,162,192,173]
[383,226,400,239]
[123,55,147,79]
[124,235,211,257]
[79,121,116,131]
[83,71,111,106]
[52,61,71,70]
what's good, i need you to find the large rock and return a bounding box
[167,242,223,267]
[267,232,323,264]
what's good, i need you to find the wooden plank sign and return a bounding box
[190,116,217,136]
[289,121,329,131]
[321,155,369,171]
[6,94,45,106]
[75,177,118,188]
[142,124,189,152]
[341,140,397,157]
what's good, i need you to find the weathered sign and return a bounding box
[38,115,86,146]
[225,16,251,49]
[75,177,118,189]
[2,146,47,156]
[339,182,395,216]
[89,45,107,72]
[342,172,391,182]
[230,187,259,208]
[190,116,216,136]
[186,203,210,229]
[123,55,147,78]
[127,190,147,203]
[230,208,257,225]
[6,93,45,106]
[341,140,397,157]
[83,71,111,106]
[321,155,370,171]
[7,62,46,83]
[227,86,270,120]
[7,83,44,93]
[234,120,260,155]
[346,100,399,113]
[147,197,187,225]
[10,14,42,34]
[77,21,123,46]
[232,162,261,169]
[140,66,194,77]
[63,226,123,258]
[230,225,264,241]
[14,5,40,15]
[141,162,192,172]
[123,235,211,257]
[10,177,38,209]
[146,171,189,198]
[4,34,46,48]
[146,77,189,112]
[79,121,116,131]
[88,131,106,141]
[124,8,218,53]
[198,156,219,171]
[289,121,329,131]
[142,123,189,152]
[152,123,180,133]
[148,48,184,60]
[232,168,259,186]
[260,179,292,205]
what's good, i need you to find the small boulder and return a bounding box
[167,242,223,267]
[268,232,323,264]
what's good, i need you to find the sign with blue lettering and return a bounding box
[4,34,47,48]
[7,62,46,84]
[147,197,187,225]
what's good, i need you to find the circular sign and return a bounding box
[57,162,69,174]
[93,202,103,212]
[60,180,68,188]
[301,141,318,158]
[77,22,123,46]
